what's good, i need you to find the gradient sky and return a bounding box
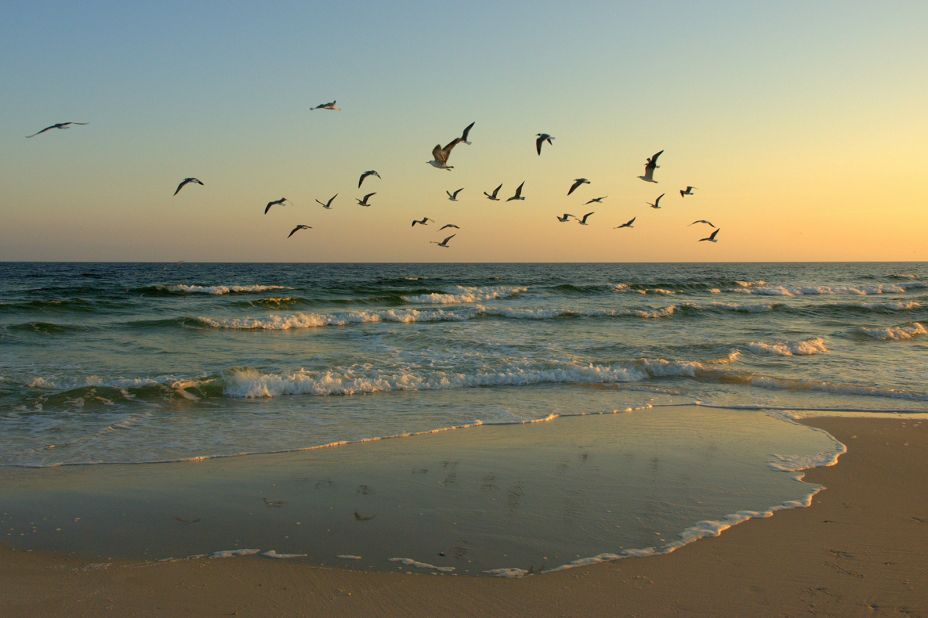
[1,1,926,262]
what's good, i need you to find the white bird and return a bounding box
[506,182,526,202]
[585,196,607,205]
[690,219,716,228]
[264,197,287,214]
[446,188,463,201]
[288,225,312,238]
[638,150,663,183]
[615,217,636,229]
[646,193,665,209]
[315,194,337,209]
[536,133,554,156]
[411,217,433,227]
[680,186,697,197]
[577,212,595,225]
[431,234,456,248]
[26,121,89,138]
[356,192,376,207]
[173,177,204,196]
[427,122,474,170]
[699,228,720,243]
[310,100,340,111]
[567,178,590,196]
[358,170,381,188]
[484,184,503,201]
[556,213,575,222]
[440,223,460,230]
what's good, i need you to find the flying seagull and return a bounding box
[173,177,204,196]
[567,178,590,196]
[536,133,554,156]
[699,228,721,243]
[484,184,503,201]
[556,213,575,222]
[577,212,595,225]
[440,223,460,230]
[428,122,474,170]
[356,192,376,207]
[680,186,697,197]
[315,194,337,209]
[690,219,716,228]
[506,181,526,202]
[585,196,607,205]
[446,188,464,201]
[264,197,287,214]
[358,170,381,188]
[411,217,433,227]
[615,217,636,229]
[26,122,89,138]
[311,100,340,111]
[287,224,312,238]
[431,234,456,248]
[646,193,665,209]
[638,150,663,183]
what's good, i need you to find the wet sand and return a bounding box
[2,417,926,616]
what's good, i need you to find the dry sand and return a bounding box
[1,417,926,617]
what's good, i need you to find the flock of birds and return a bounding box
[25,110,721,248]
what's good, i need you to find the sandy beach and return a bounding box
[2,416,926,616]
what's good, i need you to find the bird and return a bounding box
[646,193,665,209]
[615,217,636,229]
[411,217,433,227]
[680,186,697,197]
[506,182,526,202]
[264,197,287,214]
[567,178,590,196]
[356,192,376,207]
[446,188,463,201]
[310,100,340,111]
[585,196,607,205]
[577,212,595,225]
[26,122,89,138]
[288,225,312,238]
[638,150,663,183]
[556,213,575,222]
[459,121,475,145]
[536,133,554,156]
[431,234,456,248]
[699,228,721,243]
[484,184,503,201]
[173,177,204,196]
[358,170,381,188]
[315,194,337,209]
[428,123,473,170]
[690,219,716,228]
[439,224,460,230]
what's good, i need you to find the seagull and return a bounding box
[264,197,287,214]
[411,217,433,227]
[615,217,636,229]
[358,170,381,188]
[310,100,340,111]
[356,192,376,207]
[431,234,456,248]
[699,228,720,243]
[26,122,89,138]
[288,225,312,238]
[556,213,575,222]
[315,194,337,209]
[173,177,204,196]
[567,178,590,196]
[638,150,663,183]
[536,133,554,156]
[680,186,697,197]
[459,121,475,145]
[585,196,607,205]
[484,184,503,201]
[440,223,460,230]
[506,181,526,202]
[577,212,595,225]
[690,219,716,228]
[446,188,463,201]
[646,193,665,209]
[428,128,469,170]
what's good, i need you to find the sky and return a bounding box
[1,0,926,262]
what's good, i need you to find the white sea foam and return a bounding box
[209,548,261,558]
[261,550,308,559]
[402,285,527,304]
[857,322,927,341]
[158,284,286,295]
[748,337,829,357]
[388,557,455,572]
[731,282,922,297]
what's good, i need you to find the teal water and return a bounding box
[1,262,926,466]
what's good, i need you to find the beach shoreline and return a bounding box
[2,416,926,616]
